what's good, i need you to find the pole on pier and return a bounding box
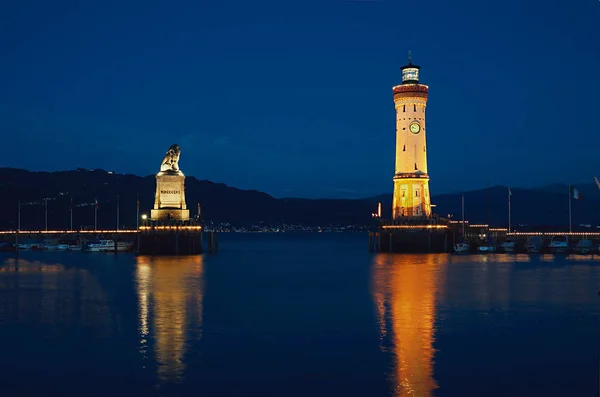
[17,201,21,231]
[461,194,465,240]
[508,187,512,233]
[70,196,73,231]
[94,197,98,231]
[44,198,48,231]
[116,194,120,231]
[568,185,572,233]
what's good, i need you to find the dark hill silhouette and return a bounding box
[0,168,598,230]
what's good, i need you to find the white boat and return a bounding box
[86,240,110,252]
[113,241,134,252]
[478,245,496,253]
[454,242,471,253]
[500,240,516,253]
[18,242,41,250]
[548,235,569,254]
[86,240,133,252]
[574,239,593,255]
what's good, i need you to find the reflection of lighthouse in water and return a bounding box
[372,254,442,397]
[136,256,204,384]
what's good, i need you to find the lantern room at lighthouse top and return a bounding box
[400,51,420,84]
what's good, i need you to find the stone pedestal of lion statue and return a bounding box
[150,144,190,221]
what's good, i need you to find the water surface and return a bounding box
[0,233,598,396]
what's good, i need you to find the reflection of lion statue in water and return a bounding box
[160,144,181,172]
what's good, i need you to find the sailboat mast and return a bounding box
[461,194,465,240]
[486,180,490,227]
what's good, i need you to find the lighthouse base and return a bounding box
[369,219,453,253]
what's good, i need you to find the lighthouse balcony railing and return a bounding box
[379,216,447,227]
[393,173,429,179]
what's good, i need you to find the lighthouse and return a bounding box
[391,52,432,220]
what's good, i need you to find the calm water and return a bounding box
[0,233,598,396]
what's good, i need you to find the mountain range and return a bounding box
[1,167,599,230]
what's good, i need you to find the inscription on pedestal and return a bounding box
[155,173,187,210]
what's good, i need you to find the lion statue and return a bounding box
[160,144,181,172]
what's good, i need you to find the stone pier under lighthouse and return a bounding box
[370,53,453,253]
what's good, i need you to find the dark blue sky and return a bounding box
[1,0,599,198]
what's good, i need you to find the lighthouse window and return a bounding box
[403,105,405,112]
[415,191,420,197]
[413,105,416,112]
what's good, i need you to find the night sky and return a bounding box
[1,0,598,198]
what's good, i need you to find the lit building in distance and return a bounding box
[392,53,432,220]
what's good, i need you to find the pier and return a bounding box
[369,219,600,254]
[0,227,218,255]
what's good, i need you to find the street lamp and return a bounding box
[141,214,148,227]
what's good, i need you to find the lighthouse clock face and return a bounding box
[409,122,420,134]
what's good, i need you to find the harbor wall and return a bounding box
[369,229,452,253]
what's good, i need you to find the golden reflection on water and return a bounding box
[0,258,111,335]
[372,254,445,397]
[135,255,204,384]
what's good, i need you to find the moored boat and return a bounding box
[454,194,470,254]
[454,242,471,254]
[500,240,515,253]
[85,240,134,252]
[85,240,106,252]
[477,244,496,253]
[113,241,134,252]
[548,235,569,254]
[68,241,83,251]
[40,239,61,250]
[57,241,72,251]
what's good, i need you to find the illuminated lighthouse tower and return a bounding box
[392,52,432,220]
